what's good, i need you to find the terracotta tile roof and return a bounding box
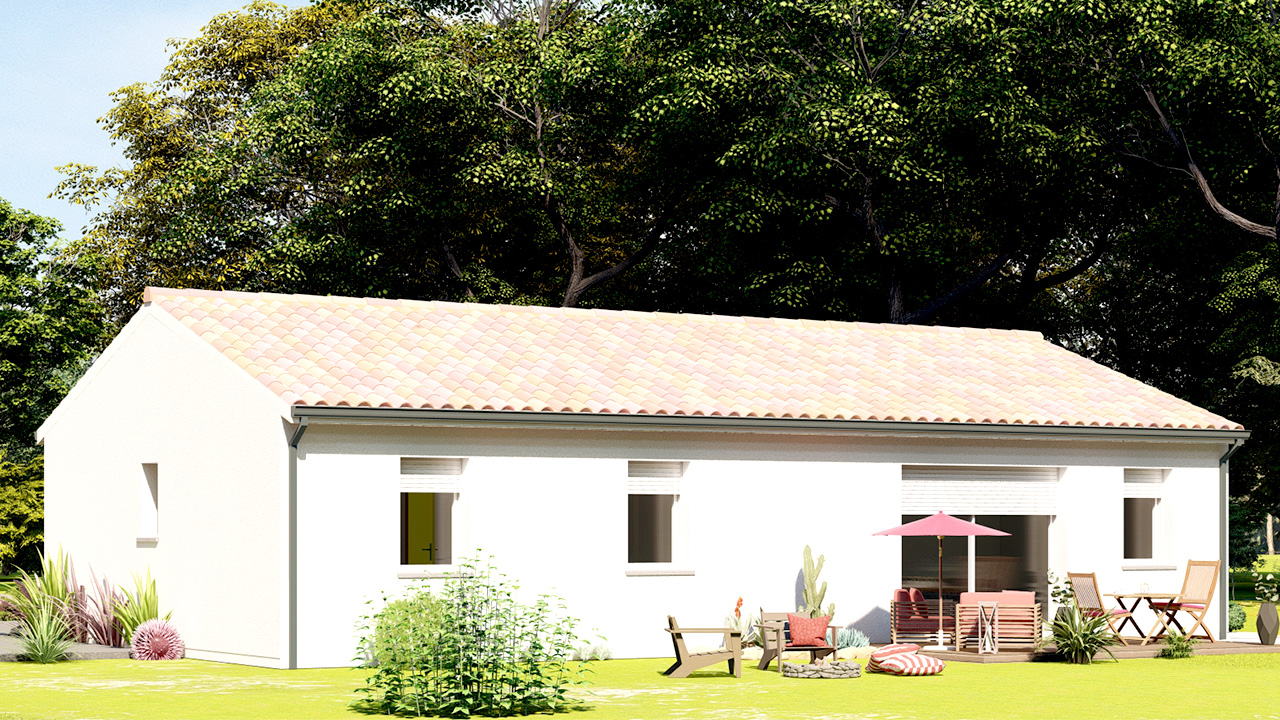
[143,287,1242,430]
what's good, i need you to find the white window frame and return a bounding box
[1121,468,1173,570]
[397,457,468,579]
[625,461,693,577]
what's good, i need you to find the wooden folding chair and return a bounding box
[1149,560,1220,643]
[1068,572,1138,645]
[663,616,742,678]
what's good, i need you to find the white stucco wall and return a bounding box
[40,307,288,667]
[294,423,1227,668]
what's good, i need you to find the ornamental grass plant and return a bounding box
[355,556,590,717]
[1039,602,1118,664]
[15,595,73,663]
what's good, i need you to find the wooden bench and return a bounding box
[890,588,956,645]
[955,591,1041,651]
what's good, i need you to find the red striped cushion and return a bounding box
[867,644,920,672]
[878,653,946,676]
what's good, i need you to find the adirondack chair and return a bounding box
[663,616,742,678]
[755,611,838,673]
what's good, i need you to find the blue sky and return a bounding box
[1,1,305,239]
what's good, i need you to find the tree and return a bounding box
[0,199,104,460]
[632,0,1139,325]
[54,1,358,326]
[148,0,744,309]
[0,198,104,573]
[0,455,43,575]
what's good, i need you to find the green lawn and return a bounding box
[2,654,1280,720]
[1231,554,1280,630]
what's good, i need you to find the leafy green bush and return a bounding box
[1158,629,1197,659]
[1229,601,1247,632]
[16,595,72,663]
[1039,603,1118,664]
[355,556,590,717]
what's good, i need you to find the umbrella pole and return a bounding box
[937,535,945,649]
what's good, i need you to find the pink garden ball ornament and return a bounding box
[132,619,185,660]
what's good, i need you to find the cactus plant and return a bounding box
[799,546,835,619]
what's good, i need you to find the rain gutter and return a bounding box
[289,406,1250,443]
[1219,437,1247,638]
[284,416,308,669]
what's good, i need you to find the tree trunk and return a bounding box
[1268,513,1275,554]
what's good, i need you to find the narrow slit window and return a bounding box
[139,463,158,539]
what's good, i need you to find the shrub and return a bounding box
[1253,572,1280,604]
[1158,629,1196,659]
[0,549,133,647]
[1229,601,1246,632]
[131,619,185,660]
[571,642,611,661]
[16,595,72,663]
[1039,603,1118,664]
[116,570,171,645]
[837,627,869,649]
[354,556,590,717]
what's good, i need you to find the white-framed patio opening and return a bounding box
[625,460,692,576]
[397,456,467,579]
[901,465,1062,606]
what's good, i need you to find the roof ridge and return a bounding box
[141,287,1045,340]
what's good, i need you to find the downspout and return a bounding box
[1219,438,1245,637]
[286,417,308,668]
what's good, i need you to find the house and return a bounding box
[38,288,1246,668]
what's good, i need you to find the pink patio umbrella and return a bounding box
[874,512,1010,649]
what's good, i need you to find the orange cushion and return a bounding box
[786,614,830,647]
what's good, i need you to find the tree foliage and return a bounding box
[51,0,1280,518]
[0,198,104,574]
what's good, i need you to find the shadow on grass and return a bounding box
[349,697,598,717]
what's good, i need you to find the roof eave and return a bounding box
[289,406,1249,442]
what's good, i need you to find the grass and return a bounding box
[2,654,1280,720]
[1231,554,1280,631]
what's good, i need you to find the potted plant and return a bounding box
[1253,572,1279,645]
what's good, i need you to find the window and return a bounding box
[139,463,158,540]
[1123,469,1166,561]
[628,461,684,564]
[1123,498,1157,560]
[400,458,464,565]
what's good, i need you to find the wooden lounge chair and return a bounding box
[1150,560,1220,642]
[756,612,838,673]
[955,591,1041,651]
[663,616,742,678]
[1068,572,1138,645]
